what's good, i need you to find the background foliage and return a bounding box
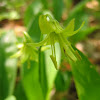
[0,0,100,100]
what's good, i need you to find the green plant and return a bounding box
[13,14,84,69]
[11,13,84,100]
[1,0,100,100]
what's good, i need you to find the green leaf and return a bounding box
[36,43,61,100]
[24,12,61,100]
[0,30,17,99]
[38,49,48,99]
[53,0,64,21]
[24,1,42,27]
[14,82,27,100]
[27,13,42,42]
[5,95,16,100]
[55,71,72,91]
[69,48,100,100]
[40,0,48,9]
[44,43,61,99]
[21,61,44,100]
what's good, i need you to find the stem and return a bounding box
[38,35,48,99]
[38,34,43,84]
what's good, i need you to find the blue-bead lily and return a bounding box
[27,14,84,69]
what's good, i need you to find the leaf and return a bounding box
[21,61,44,100]
[24,11,61,100]
[5,95,16,100]
[24,1,42,26]
[27,13,42,42]
[44,43,61,99]
[14,82,27,100]
[0,30,17,99]
[14,81,28,100]
[40,0,48,9]
[69,48,100,100]
[37,43,61,100]
[38,49,48,99]
[55,71,72,91]
[53,0,64,21]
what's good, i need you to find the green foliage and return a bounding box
[64,1,97,44]
[27,14,83,69]
[0,0,100,100]
[5,95,16,100]
[53,0,64,21]
[27,13,42,42]
[69,48,100,100]
[14,82,27,100]
[0,31,17,99]
[55,71,71,91]
[24,1,43,27]
[22,61,44,100]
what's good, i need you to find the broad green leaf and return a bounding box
[21,61,44,100]
[40,0,48,9]
[38,50,48,99]
[0,30,17,99]
[69,48,100,100]
[24,12,61,100]
[44,43,61,100]
[53,0,64,21]
[55,71,72,91]
[27,13,42,42]
[5,95,16,100]
[24,1,42,26]
[14,82,27,100]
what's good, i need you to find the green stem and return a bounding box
[38,34,43,84]
[38,35,48,99]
